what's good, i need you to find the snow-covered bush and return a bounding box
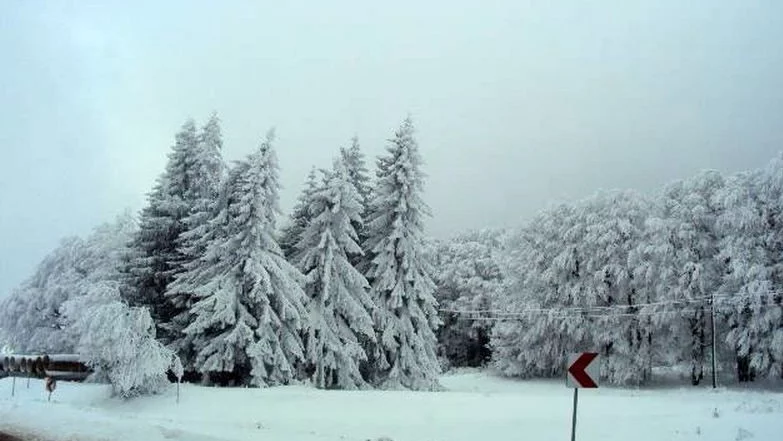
[61,285,176,398]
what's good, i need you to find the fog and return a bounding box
[2,0,782,296]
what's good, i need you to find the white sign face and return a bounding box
[566,353,600,388]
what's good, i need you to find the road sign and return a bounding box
[567,352,599,388]
[567,353,599,441]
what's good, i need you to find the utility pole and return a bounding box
[710,290,718,389]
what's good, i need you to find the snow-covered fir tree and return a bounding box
[363,117,441,390]
[340,136,372,219]
[165,113,226,371]
[124,119,200,341]
[340,137,373,269]
[279,167,319,261]
[296,159,376,389]
[169,131,308,386]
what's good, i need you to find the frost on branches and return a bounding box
[296,159,376,389]
[491,155,783,385]
[0,212,137,354]
[61,289,176,399]
[170,131,308,387]
[630,171,725,385]
[716,155,783,381]
[363,117,441,390]
[0,212,176,398]
[126,116,225,347]
[430,231,503,369]
[492,191,653,385]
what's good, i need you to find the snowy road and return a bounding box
[1,372,782,441]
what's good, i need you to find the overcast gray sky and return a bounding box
[1,0,782,297]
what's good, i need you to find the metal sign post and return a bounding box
[570,388,579,441]
[566,353,599,441]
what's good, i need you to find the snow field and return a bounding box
[1,372,781,441]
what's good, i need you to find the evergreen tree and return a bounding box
[340,137,373,269]
[363,117,441,390]
[296,159,376,389]
[125,119,200,342]
[340,136,372,218]
[166,113,226,371]
[170,131,308,386]
[279,167,319,261]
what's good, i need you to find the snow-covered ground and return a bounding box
[1,371,781,441]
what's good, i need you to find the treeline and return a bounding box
[0,114,441,393]
[3,113,781,391]
[434,156,783,385]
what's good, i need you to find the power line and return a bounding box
[441,291,783,321]
[456,303,783,322]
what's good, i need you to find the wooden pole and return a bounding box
[11,377,16,397]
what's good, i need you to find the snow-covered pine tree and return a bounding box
[279,167,319,261]
[125,119,200,342]
[166,113,226,372]
[340,136,372,218]
[340,137,373,270]
[171,131,309,386]
[363,117,441,390]
[296,159,376,389]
